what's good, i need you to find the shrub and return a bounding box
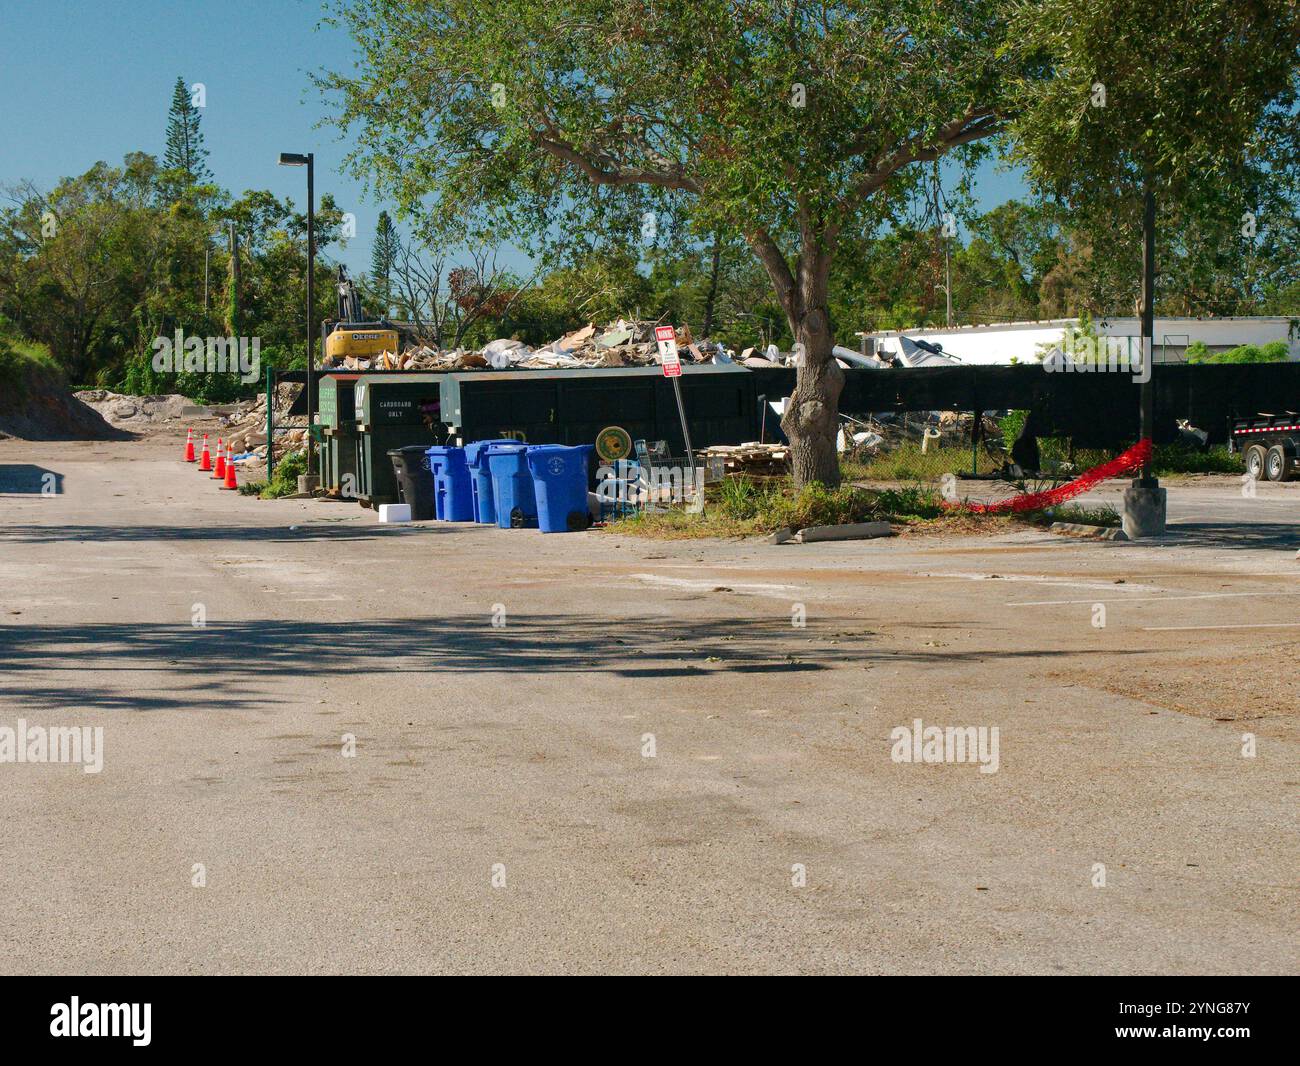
[259,450,307,499]
[1191,339,1291,365]
[1153,444,1241,474]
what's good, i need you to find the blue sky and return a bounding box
[0,0,1026,276]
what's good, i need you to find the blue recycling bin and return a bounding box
[425,445,474,522]
[485,443,538,529]
[464,439,519,524]
[525,444,594,533]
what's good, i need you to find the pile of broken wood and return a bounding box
[701,442,791,478]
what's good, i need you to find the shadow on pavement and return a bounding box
[0,465,64,495]
[0,522,454,544]
[1165,521,1300,551]
[0,614,1148,712]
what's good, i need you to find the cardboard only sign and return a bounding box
[655,325,682,378]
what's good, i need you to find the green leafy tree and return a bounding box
[163,76,211,186]
[1009,0,1300,316]
[320,0,1022,487]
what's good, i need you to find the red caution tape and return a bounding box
[945,439,1153,514]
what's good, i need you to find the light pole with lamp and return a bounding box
[278,151,318,487]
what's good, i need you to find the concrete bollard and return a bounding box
[1122,480,1167,539]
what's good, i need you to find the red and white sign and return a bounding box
[655,325,681,378]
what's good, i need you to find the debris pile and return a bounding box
[74,390,191,429]
[701,442,791,477]
[219,383,306,460]
[319,319,739,373]
[839,411,1002,455]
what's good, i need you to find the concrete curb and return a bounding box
[796,520,894,543]
[1049,521,1128,541]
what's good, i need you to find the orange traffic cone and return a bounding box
[183,428,196,462]
[197,435,211,471]
[221,452,238,490]
[212,439,225,480]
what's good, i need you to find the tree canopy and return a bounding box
[320,0,1300,484]
[320,0,1023,484]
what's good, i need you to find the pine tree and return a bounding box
[164,76,211,184]
[370,210,399,317]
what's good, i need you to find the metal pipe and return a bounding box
[306,152,315,476]
[265,363,274,482]
[1141,180,1156,480]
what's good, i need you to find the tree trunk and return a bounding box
[782,301,844,488]
[226,224,241,336]
[746,229,844,488]
[702,236,721,336]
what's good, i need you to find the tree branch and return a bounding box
[529,113,701,193]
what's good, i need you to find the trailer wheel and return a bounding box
[1265,445,1294,482]
[1245,445,1268,481]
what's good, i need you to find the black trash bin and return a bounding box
[387,446,436,519]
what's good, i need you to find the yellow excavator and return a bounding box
[321,265,401,364]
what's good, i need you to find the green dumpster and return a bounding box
[319,373,363,497]
[353,374,450,505]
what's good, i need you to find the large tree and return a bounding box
[1009,0,1300,318]
[320,0,1019,486]
[164,76,211,185]
[370,209,400,317]
[1008,0,1300,474]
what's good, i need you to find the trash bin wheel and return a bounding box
[566,510,591,531]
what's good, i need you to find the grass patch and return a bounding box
[609,477,947,539]
[0,332,60,405]
[843,443,992,481]
[1023,503,1122,528]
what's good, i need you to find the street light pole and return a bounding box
[1140,181,1155,480]
[278,150,317,480]
[306,152,315,477]
[1122,176,1167,538]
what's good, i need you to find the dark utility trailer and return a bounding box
[1231,413,1300,482]
[439,364,759,452]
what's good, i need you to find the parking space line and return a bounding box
[1142,622,1300,631]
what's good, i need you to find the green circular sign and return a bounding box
[596,425,634,463]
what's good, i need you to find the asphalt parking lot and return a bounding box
[1,434,1296,974]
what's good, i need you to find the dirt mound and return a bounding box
[0,364,128,441]
[74,390,192,430]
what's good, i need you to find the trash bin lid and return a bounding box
[526,444,593,458]
[525,443,594,478]
[465,438,519,462]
